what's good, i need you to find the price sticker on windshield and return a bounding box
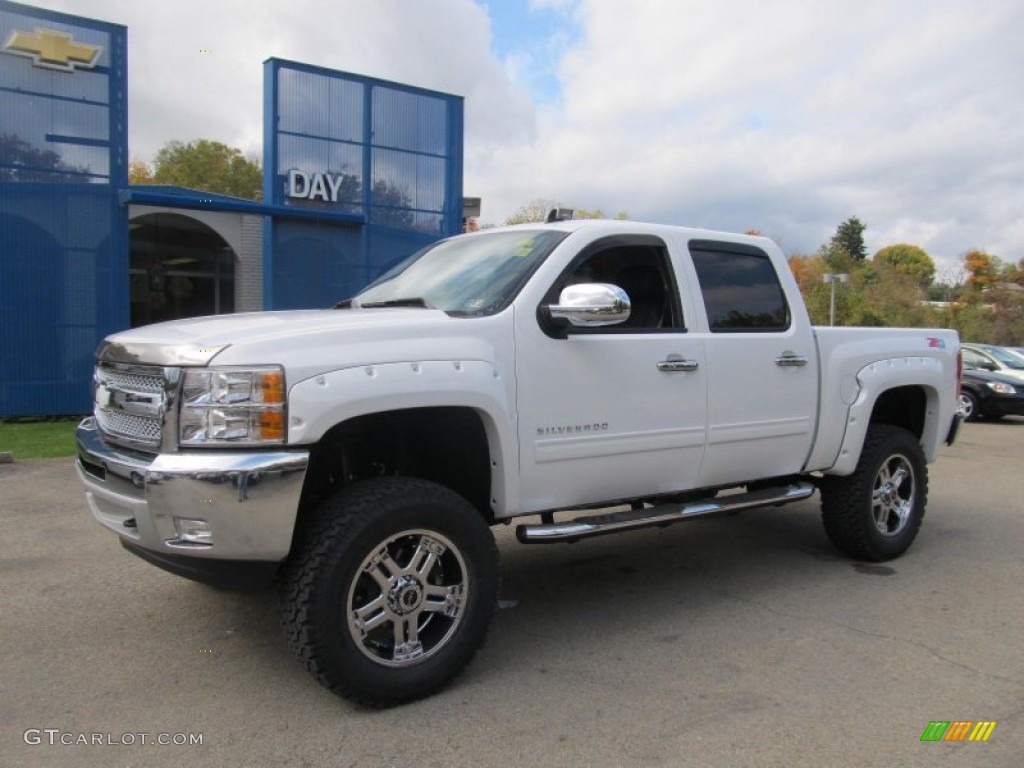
[512,239,536,257]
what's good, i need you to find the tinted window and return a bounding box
[545,237,684,333]
[690,242,789,332]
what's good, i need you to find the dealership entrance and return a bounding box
[128,212,236,327]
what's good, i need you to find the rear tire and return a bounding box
[280,477,499,707]
[820,425,928,561]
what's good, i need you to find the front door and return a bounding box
[514,235,708,513]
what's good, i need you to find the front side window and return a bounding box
[354,230,567,316]
[961,349,986,369]
[689,241,789,332]
[542,236,684,334]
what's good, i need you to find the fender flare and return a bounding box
[286,360,518,515]
[827,356,950,476]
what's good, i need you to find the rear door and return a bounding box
[680,238,819,487]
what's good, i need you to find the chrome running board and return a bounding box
[515,482,816,543]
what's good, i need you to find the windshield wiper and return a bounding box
[358,297,434,309]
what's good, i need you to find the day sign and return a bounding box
[287,170,349,203]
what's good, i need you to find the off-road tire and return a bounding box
[280,477,499,707]
[819,424,928,562]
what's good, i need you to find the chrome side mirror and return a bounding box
[546,283,631,327]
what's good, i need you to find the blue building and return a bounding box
[0,0,465,417]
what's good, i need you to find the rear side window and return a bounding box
[689,240,790,332]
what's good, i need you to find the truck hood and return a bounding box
[98,309,506,382]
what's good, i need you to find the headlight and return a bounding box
[179,367,286,445]
[986,381,1016,395]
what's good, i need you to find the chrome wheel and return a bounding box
[871,454,915,537]
[957,392,972,419]
[958,392,979,422]
[821,425,928,561]
[347,529,468,667]
[282,477,498,705]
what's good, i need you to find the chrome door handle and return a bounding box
[775,353,808,367]
[657,359,699,372]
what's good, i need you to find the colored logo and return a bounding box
[3,28,102,72]
[920,720,997,742]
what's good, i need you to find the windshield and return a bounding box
[986,346,1024,369]
[353,230,568,316]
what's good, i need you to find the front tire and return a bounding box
[958,391,980,422]
[820,425,928,561]
[281,477,499,707]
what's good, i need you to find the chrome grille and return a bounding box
[93,363,169,449]
[96,409,163,443]
[100,370,164,393]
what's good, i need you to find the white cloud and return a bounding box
[478,0,1024,273]
[37,0,1024,274]
[44,0,535,158]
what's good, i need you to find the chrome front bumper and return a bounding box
[76,418,309,564]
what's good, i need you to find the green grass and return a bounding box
[0,419,82,460]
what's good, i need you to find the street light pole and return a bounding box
[823,273,849,326]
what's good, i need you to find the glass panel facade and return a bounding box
[0,1,127,416]
[278,67,364,143]
[0,22,463,416]
[266,59,463,309]
[270,219,362,309]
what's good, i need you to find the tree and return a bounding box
[830,216,867,263]
[503,198,628,226]
[873,244,935,288]
[503,199,559,225]
[787,251,835,324]
[926,281,962,303]
[575,208,629,220]
[128,157,154,184]
[1005,258,1024,286]
[852,260,933,327]
[787,254,813,287]
[152,139,262,200]
[931,264,966,299]
[788,244,943,328]
[962,249,1001,292]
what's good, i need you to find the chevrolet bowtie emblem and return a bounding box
[3,28,102,72]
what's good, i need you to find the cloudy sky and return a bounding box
[41,0,1024,273]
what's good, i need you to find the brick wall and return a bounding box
[236,214,264,312]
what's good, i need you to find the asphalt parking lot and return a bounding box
[3,420,1022,768]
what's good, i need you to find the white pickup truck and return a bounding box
[76,220,962,706]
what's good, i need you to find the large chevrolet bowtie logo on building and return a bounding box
[3,28,102,72]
